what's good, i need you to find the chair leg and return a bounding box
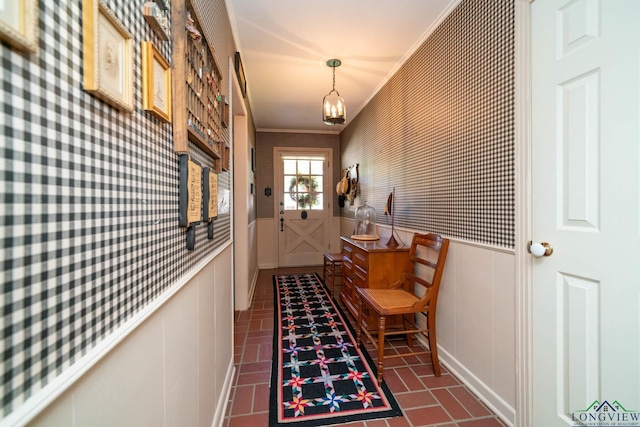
[403,313,414,348]
[428,310,441,376]
[377,315,386,384]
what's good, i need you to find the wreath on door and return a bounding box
[289,175,319,208]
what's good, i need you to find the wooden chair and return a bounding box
[322,252,343,295]
[355,233,449,383]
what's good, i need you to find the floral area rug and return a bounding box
[270,273,402,426]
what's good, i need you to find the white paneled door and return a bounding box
[532,0,640,425]
[275,148,331,267]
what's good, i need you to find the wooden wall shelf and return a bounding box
[172,0,224,171]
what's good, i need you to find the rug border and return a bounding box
[269,273,403,427]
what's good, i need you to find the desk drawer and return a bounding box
[342,243,354,260]
[354,264,367,287]
[352,250,368,270]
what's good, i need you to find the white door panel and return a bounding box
[532,0,640,425]
[281,217,325,265]
[274,149,331,267]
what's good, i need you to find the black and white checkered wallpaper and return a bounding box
[341,0,515,248]
[0,0,232,417]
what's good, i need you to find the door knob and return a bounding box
[528,241,553,257]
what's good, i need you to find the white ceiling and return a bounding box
[225,0,459,133]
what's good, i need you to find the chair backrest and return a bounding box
[401,233,449,311]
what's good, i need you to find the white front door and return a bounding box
[274,148,331,267]
[531,0,640,425]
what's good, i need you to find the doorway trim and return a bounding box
[230,56,252,311]
[272,146,333,267]
[514,0,533,426]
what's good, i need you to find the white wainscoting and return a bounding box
[235,219,259,311]
[340,218,516,425]
[257,218,278,269]
[25,246,236,427]
[247,220,259,308]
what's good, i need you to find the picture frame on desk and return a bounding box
[142,41,172,122]
[82,0,134,112]
[0,0,38,53]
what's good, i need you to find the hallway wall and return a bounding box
[28,247,234,427]
[341,0,515,249]
[0,0,243,424]
[338,0,516,424]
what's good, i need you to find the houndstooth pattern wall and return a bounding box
[0,0,232,417]
[341,0,515,248]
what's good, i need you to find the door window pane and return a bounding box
[283,159,324,211]
[283,159,297,175]
[310,160,323,175]
[310,194,323,210]
[297,161,310,174]
[284,196,297,210]
[284,175,297,189]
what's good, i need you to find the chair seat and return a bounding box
[357,288,420,315]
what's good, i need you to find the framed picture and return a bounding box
[179,154,202,228]
[251,147,255,172]
[142,41,171,122]
[202,167,218,222]
[179,154,202,250]
[82,0,134,112]
[0,0,38,53]
[234,52,247,98]
[202,167,218,240]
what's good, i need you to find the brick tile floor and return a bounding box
[223,267,509,427]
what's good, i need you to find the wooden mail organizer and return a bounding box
[340,236,410,321]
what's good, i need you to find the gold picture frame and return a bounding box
[82,0,133,112]
[142,41,172,122]
[0,0,38,53]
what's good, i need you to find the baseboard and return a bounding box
[413,335,515,426]
[258,262,276,269]
[212,360,236,427]
[248,267,259,305]
[436,344,516,426]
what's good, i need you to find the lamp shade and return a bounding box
[323,90,346,125]
[322,59,346,125]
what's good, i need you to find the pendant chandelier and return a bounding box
[322,59,346,125]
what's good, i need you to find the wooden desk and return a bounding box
[340,236,410,320]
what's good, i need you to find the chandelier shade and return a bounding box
[322,59,346,125]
